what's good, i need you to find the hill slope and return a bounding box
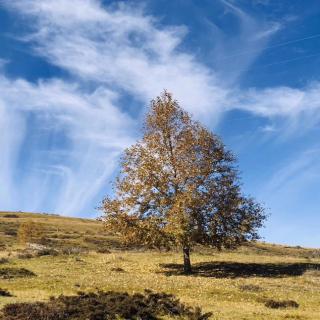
[0,211,118,252]
[0,211,319,319]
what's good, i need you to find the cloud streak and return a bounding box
[234,83,320,134]
[0,76,133,215]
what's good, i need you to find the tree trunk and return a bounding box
[183,247,192,273]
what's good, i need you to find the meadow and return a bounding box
[0,211,319,319]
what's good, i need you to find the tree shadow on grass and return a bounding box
[160,261,320,278]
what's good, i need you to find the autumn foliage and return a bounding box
[17,221,44,246]
[102,91,266,272]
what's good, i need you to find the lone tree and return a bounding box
[102,91,266,273]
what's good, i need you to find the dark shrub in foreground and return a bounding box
[0,290,212,320]
[265,299,299,309]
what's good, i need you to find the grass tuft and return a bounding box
[265,299,299,309]
[0,268,36,279]
[239,284,262,292]
[0,258,9,265]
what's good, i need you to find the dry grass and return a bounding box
[0,211,319,319]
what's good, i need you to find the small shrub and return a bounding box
[0,258,9,264]
[111,267,125,272]
[3,214,19,219]
[75,257,85,263]
[239,284,262,292]
[36,249,58,257]
[38,236,54,246]
[61,247,88,255]
[265,299,299,309]
[0,290,212,320]
[4,230,17,237]
[60,234,77,239]
[0,268,36,279]
[0,288,12,297]
[83,236,111,247]
[96,247,111,254]
[17,252,34,260]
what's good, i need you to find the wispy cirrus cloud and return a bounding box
[263,148,320,194]
[206,0,282,83]
[1,0,320,217]
[4,0,290,121]
[0,76,133,215]
[234,82,320,134]
[5,0,229,120]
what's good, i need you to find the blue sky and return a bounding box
[0,0,319,247]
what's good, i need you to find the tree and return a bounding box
[102,91,266,273]
[18,221,44,246]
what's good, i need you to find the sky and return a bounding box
[0,0,319,247]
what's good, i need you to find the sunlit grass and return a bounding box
[0,212,319,319]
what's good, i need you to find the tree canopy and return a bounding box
[102,91,266,272]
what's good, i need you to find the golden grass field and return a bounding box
[0,211,319,319]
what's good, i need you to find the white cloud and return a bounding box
[0,76,133,215]
[7,0,305,122]
[0,102,26,209]
[1,0,320,216]
[234,83,320,133]
[5,0,230,121]
[208,0,282,83]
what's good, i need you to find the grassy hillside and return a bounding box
[0,211,319,319]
